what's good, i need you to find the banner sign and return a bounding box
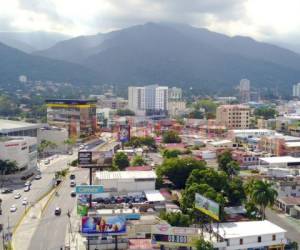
[76,185,104,194]
[195,193,220,221]
[82,216,126,235]
[151,224,200,247]
[77,194,89,216]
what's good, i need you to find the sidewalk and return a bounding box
[65,208,86,250]
[12,189,56,250]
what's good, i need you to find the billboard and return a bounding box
[151,224,200,246]
[195,193,220,221]
[118,125,130,143]
[77,194,89,216]
[82,216,126,235]
[78,151,92,165]
[76,185,104,194]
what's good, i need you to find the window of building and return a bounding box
[272,234,276,241]
[258,236,261,242]
[239,239,243,245]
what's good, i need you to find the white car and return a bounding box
[10,205,17,212]
[22,198,28,206]
[14,193,21,199]
[44,159,50,165]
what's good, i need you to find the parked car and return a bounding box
[25,181,31,187]
[70,191,76,197]
[10,205,17,212]
[54,207,61,216]
[24,186,30,192]
[44,159,50,165]
[1,189,13,194]
[14,193,21,199]
[70,180,76,187]
[70,174,76,180]
[22,198,28,206]
[35,175,42,180]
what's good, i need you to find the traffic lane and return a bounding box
[266,208,300,244]
[28,168,88,250]
[0,153,77,230]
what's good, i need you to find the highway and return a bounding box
[28,167,89,250]
[0,152,78,249]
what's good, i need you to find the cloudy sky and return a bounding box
[0,0,299,48]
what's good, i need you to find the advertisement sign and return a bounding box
[76,185,104,194]
[195,193,220,221]
[78,151,92,165]
[151,224,200,247]
[77,194,89,216]
[119,125,130,143]
[82,216,126,235]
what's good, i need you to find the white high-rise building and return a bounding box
[128,85,168,116]
[168,87,182,100]
[239,79,250,103]
[293,83,300,97]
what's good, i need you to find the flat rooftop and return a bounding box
[214,220,286,239]
[45,99,96,104]
[95,171,157,180]
[0,119,42,133]
[259,156,300,164]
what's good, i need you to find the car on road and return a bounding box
[70,174,76,180]
[1,189,13,194]
[54,207,61,216]
[35,174,42,180]
[44,159,50,165]
[70,180,76,187]
[14,193,21,199]
[10,205,17,212]
[24,186,30,192]
[22,198,28,206]
[25,181,31,187]
[70,191,76,197]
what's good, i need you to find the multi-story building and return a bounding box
[168,100,187,117]
[293,83,300,98]
[168,87,182,100]
[216,105,250,129]
[0,119,42,137]
[239,79,251,103]
[0,136,37,172]
[128,85,168,116]
[45,99,97,138]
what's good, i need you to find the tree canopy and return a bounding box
[157,157,206,189]
[162,149,181,158]
[0,159,18,175]
[116,109,135,116]
[159,211,190,227]
[131,155,146,166]
[162,130,181,143]
[254,106,277,119]
[112,152,130,170]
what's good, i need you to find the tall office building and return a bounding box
[128,85,168,116]
[293,83,300,97]
[216,105,250,129]
[239,79,251,103]
[45,99,97,137]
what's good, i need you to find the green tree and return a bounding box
[195,238,214,250]
[162,149,181,158]
[159,211,190,227]
[116,109,135,116]
[225,160,240,178]
[113,152,130,170]
[131,155,146,166]
[64,138,76,152]
[250,180,278,220]
[0,159,18,175]
[217,150,233,172]
[38,140,57,158]
[126,136,156,149]
[193,99,217,119]
[254,106,277,119]
[162,130,181,143]
[226,177,246,206]
[157,157,206,189]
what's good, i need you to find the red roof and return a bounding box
[126,166,152,171]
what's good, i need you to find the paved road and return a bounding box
[28,167,89,250]
[0,152,77,249]
[266,208,300,244]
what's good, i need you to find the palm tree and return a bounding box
[250,180,278,220]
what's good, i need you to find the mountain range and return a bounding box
[2,23,300,96]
